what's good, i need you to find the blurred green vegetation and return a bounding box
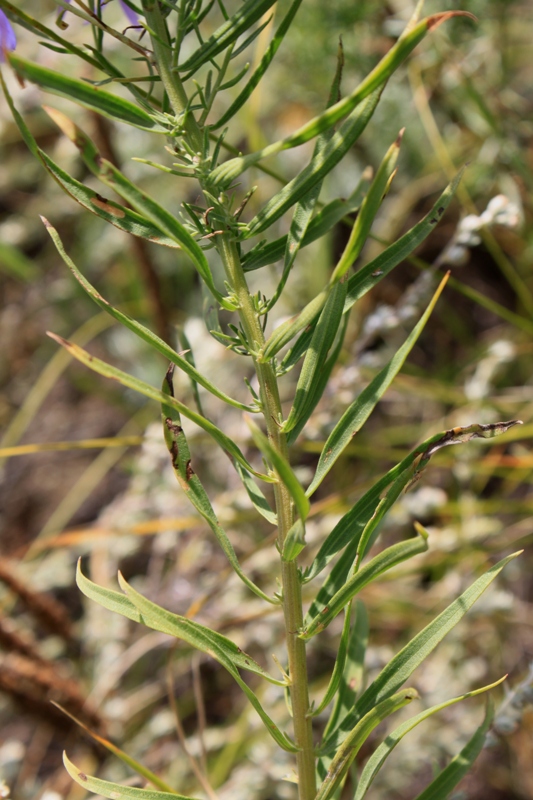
[0,2,532,799]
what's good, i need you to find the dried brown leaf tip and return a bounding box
[426,11,477,32]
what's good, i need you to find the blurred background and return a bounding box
[0,1,532,798]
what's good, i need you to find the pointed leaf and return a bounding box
[212,0,304,129]
[0,79,177,248]
[43,219,252,412]
[244,90,381,235]
[63,752,191,800]
[162,368,275,603]
[307,272,449,497]
[242,177,370,273]
[178,0,278,74]
[210,14,475,189]
[323,552,521,755]
[246,417,310,521]
[413,699,495,800]
[118,573,298,752]
[235,462,277,525]
[306,418,523,582]
[330,130,403,284]
[8,54,163,132]
[76,562,282,684]
[343,168,465,313]
[283,280,347,435]
[316,689,419,800]
[354,678,505,800]
[302,529,428,639]
[47,333,271,481]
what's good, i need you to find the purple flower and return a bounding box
[0,10,17,61]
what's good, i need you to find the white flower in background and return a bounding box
[443,194,522,265]
[464,338,515,400]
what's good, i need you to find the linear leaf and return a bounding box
[235,462,277,525]
[283,280,347,435]
[307,272,449,497]
[63,752,190,800]
[243,91,381,235]
[0,80,178,248]
[302,529,428,639]
[323,600,368,737]
[246,417,310,521]
[311,602,353,718]
[316,689,419,800]
[43,219,253,412]
[242,177,370,272]
[162,368,275,603]
[212,0,304,129]
[306,418,523,581]
[330,130,403,284]
[178,0,278,73]
[76,561,282,684]
[343,168,465,313]
[47,333,271,480]
[8,54,164,132]
[44,109,233,310]
[285,312,348,439]
[210,13,475,189]
[412,700,494,800]
[117,573,298,752]
[354,678,505,800]
[322,552,521,754]
[262,289,329,361]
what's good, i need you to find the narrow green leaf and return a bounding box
[413,699,495,800]
[76,561,282,684]
[42,108,234,311]
[210,13,475,190]
[311,602,354,718]
[302,529,428,639]
[43,219,253,412]
[281,519,306,562]
[330,130,403,284]
[343,168,465,313]
[242,177,370,273]
[283,280,347,435]
[0,80,176,248]
[307,272,449,497]
[212,0,304,129]
[316,689,419,800]
[176,326,204,415]
[323,600,368,737]
[178,0,278,73]
[306,418,523,581]
[162,368,276,604]
[354,678,505,800]
[262,289,329,361]
[246,417,310,521]
[243,91,381,234]
[47,332,272,481]
[323,552,521,754]
[235,462,278,525]
[285,312,348,440]
[8,54,164,132]
[118,573,298,752]
[63,752,191,800]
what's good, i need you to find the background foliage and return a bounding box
[0,1,532,799]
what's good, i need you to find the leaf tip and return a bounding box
[40,215,52,228]
[47,330,70,348]
[426,11,477,32]
[395,127,406,146]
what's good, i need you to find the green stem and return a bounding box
[217,234,316,800]
[141,0,203,150]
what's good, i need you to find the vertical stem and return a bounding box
[218,234,316,800]
[141,0,203,150]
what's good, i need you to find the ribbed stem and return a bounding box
[217,234,316,800]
